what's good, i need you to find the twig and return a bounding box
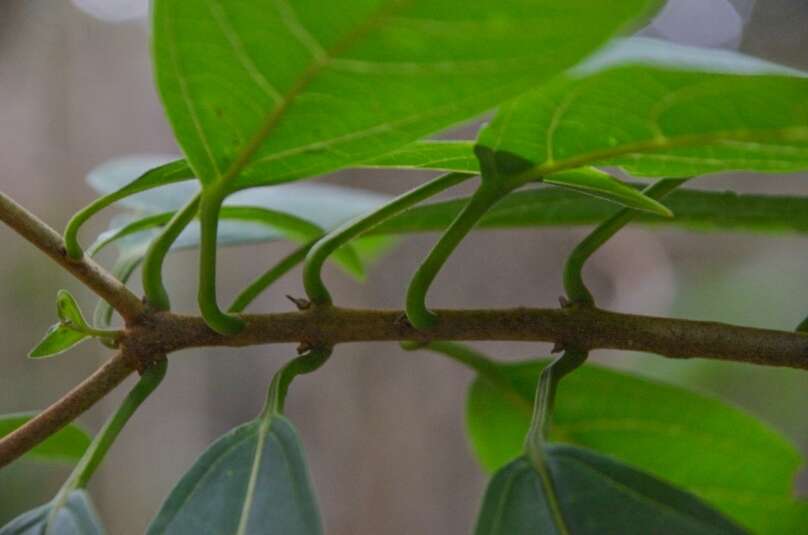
[0,191,145,323]
[0,352,133,469]
[129,306,808,370]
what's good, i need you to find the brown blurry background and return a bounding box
[1,1,807,533]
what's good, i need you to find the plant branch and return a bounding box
[3,303,808,470]
[128,305,808,370]
[0,191,145,322]
[0,352,134,469]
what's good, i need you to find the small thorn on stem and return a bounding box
[296,341,313,355]
[394,313,412,329]
[551,341,565,354]
[286,295,311,311]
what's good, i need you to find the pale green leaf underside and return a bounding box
[0,490,104,535]
[371,185,808,236]
[152,0,661,190]
[0,414,91,464]
[475,447,746,535]
[479,65,808,178]
[85,155,396,280]
[87,144,672,221]
[466,360,806,534]
[148,415,321,535]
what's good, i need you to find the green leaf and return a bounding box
[0,413,91,464]
[147,415,321,535]
[28,324,88,359]
[478,42,808,180]
[55,290,89,330]
[29,290,93,358]
[0,490,104,535]
[475,447,746,535]
[371,186,808,236]
[152,0,662,191]
[544,168,671,216]
[466,360,807,534]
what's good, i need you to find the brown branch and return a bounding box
[0,191,145,322]
[0,352,133,469]
[131,305,808,370]
[2,304,808,469]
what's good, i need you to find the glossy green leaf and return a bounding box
[478,41,808,180]
[0,413,91,463]
[28,324,88,359]
[0,490,104,535]
[466,360,807,534]
[475,446,746,535]
[371,186,808,235]
[147,415,321,535]
[152,0,662,191]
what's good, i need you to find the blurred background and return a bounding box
[1,0,807,533]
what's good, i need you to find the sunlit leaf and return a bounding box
[152,0,662,190]
[478,41,808,180]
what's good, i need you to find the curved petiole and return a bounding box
[406,181,508,330]
[303,172,474,306]
[141,194,201,311]
[525,348,588,465]
[229,243,312,313]
[563,177,689,305]
[64,160,194,259]
[264,347,332,416]
[197,187,245,335]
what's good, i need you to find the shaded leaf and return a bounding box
[0,490,104,535]
[152,0,662,190]
[0,414,91,464]
[475,447,746,535]
[466,360,806,534]
[478,42,808,180]
[147,416,321,535]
